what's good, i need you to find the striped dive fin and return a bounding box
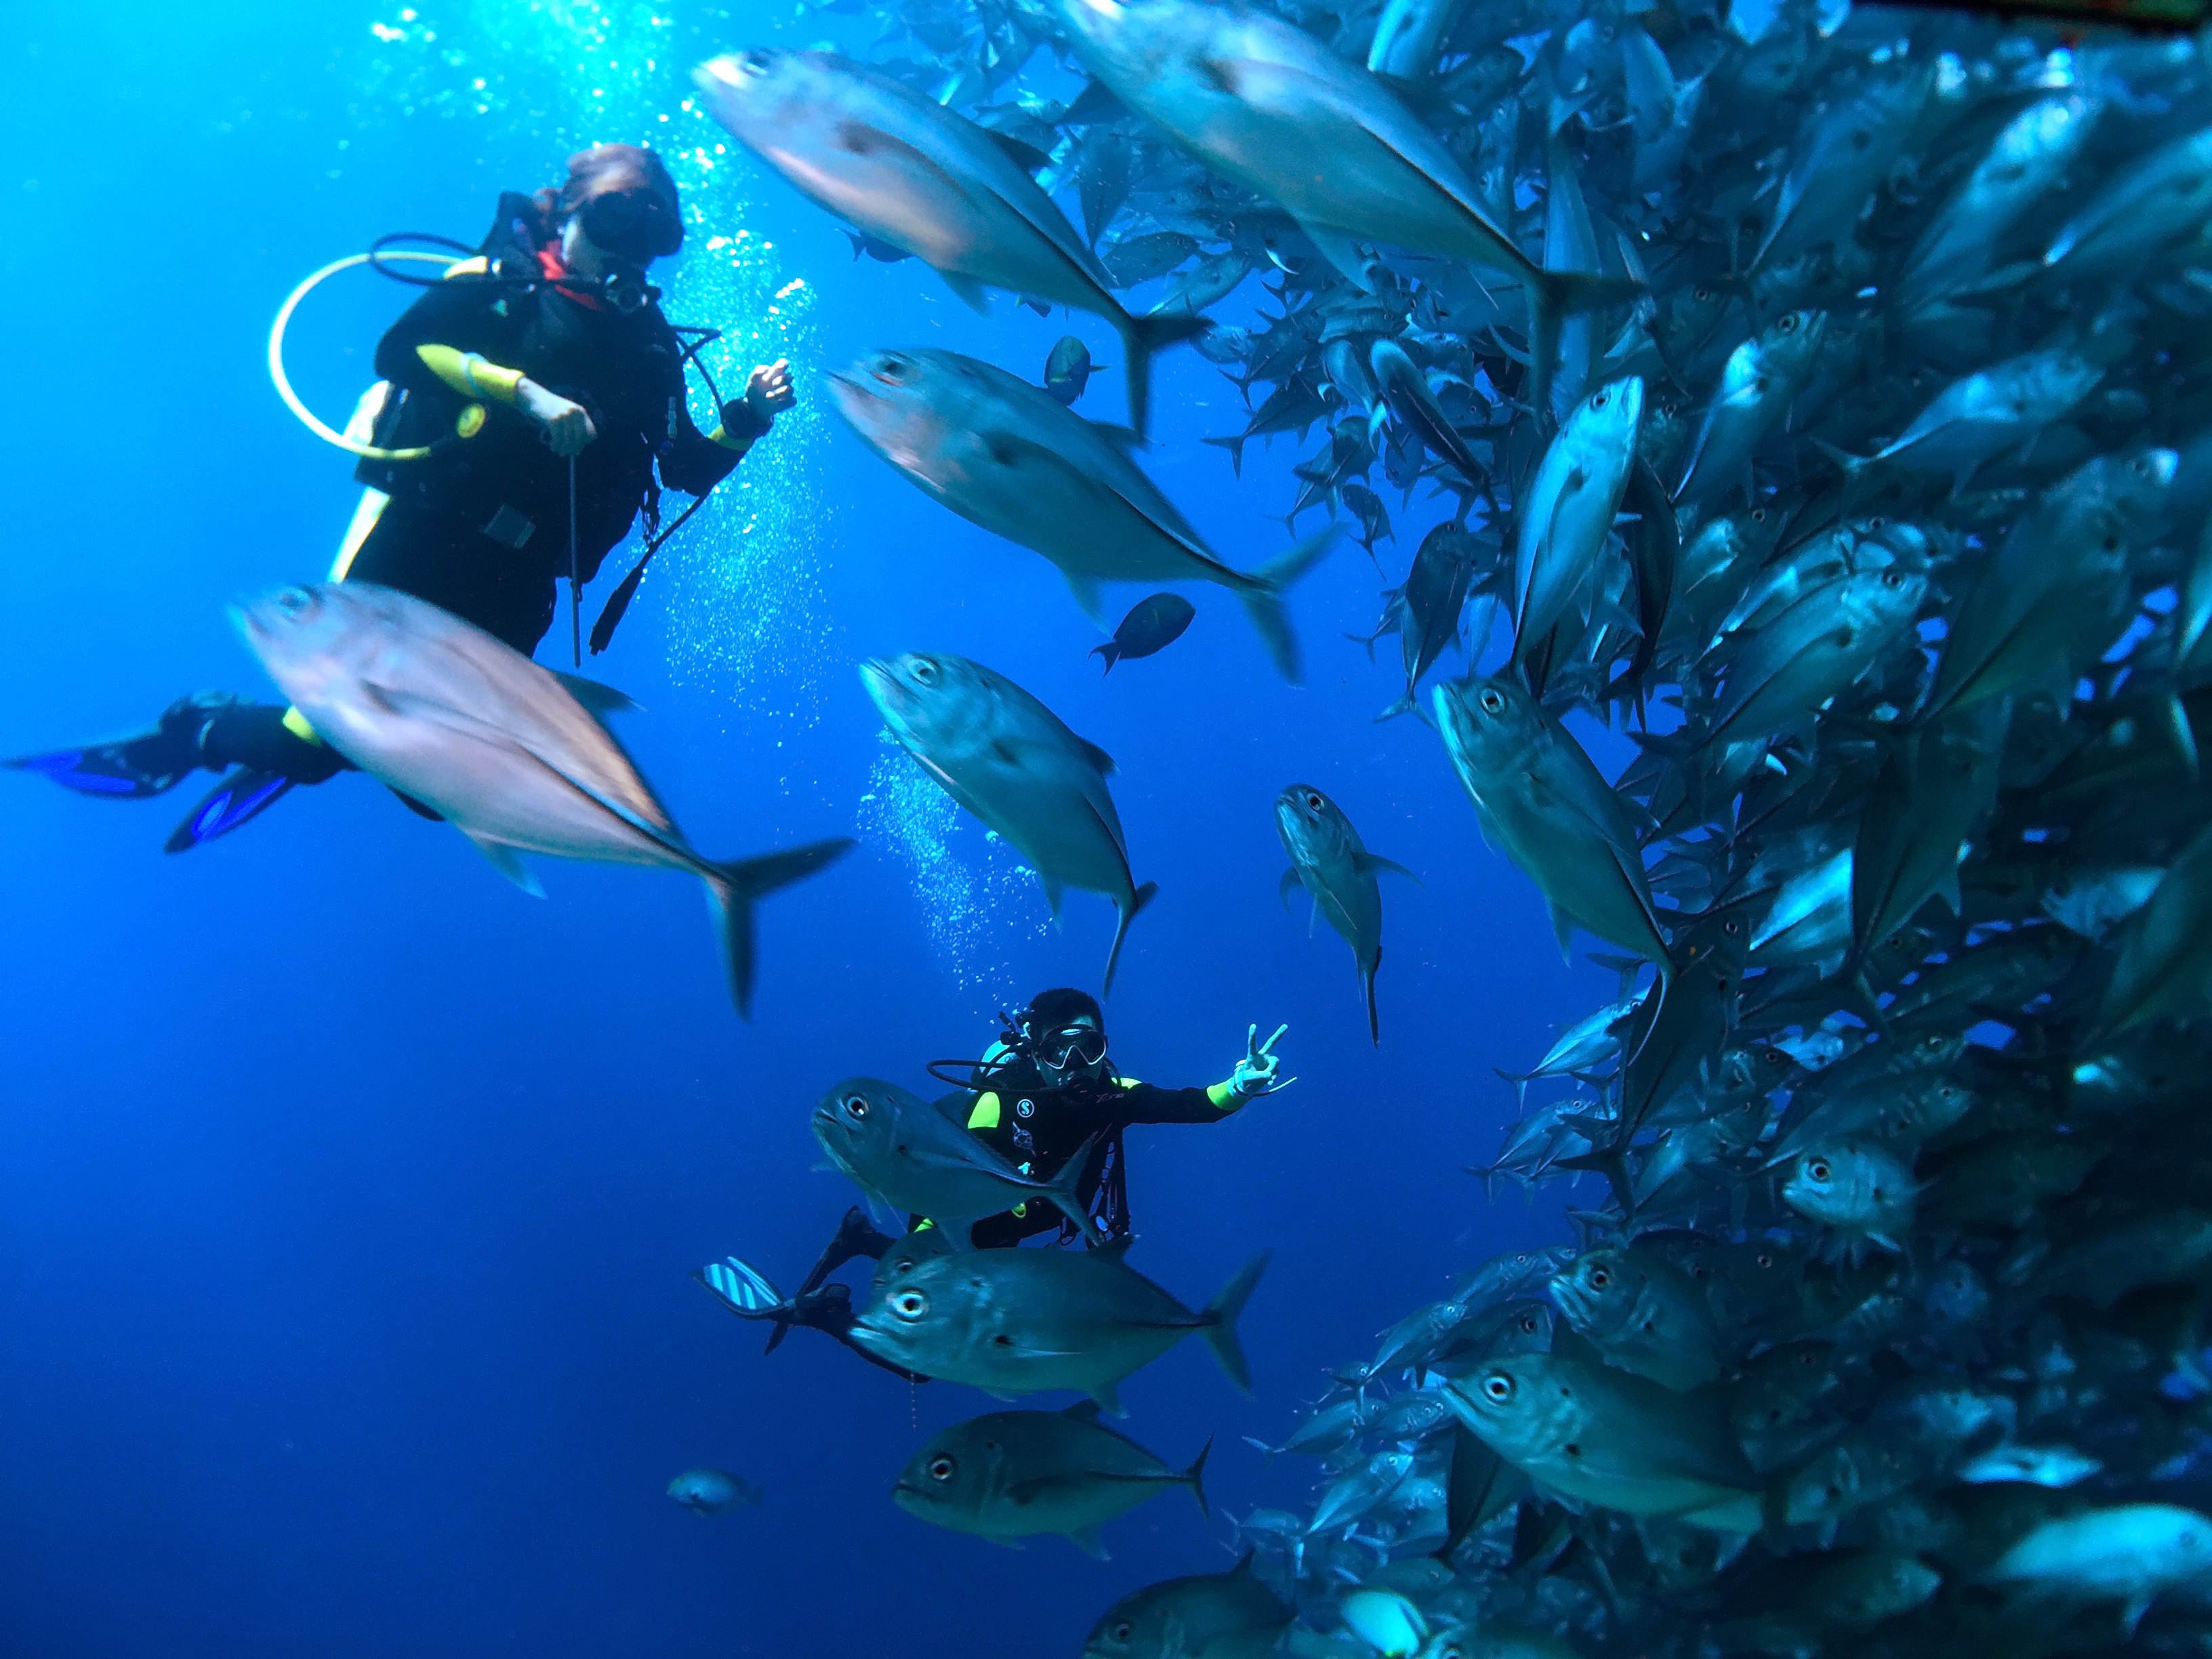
[697,1256,783,1313]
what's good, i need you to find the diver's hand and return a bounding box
[518,380,598,457]
[745,359,795,425]
[1229,1023,1294,1100]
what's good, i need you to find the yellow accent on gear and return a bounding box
[707,419,756,454]
[1208,1080,1244,1111]
[281,707,323,746]
[967,1092,1002,1132]
[415,344,525,406]
[455,403,487,438]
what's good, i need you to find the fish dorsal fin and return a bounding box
[1061,1399,1104,1424]
[1088,419,1146,453]
[551,670,638,716]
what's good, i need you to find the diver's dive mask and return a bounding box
[1031,1022,1109,1075]
[578,187,683,263]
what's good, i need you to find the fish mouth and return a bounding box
[858,658,909,718]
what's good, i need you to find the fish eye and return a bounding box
[1589,1267,1612,1289]
[1694,285,1714,302]
[891,1290,928,1319]
[1881,569,1903,587]
[2102,533,2121,552]
[1780,314,1799,333]
[1482,1372,1515,1402]
[928,1454,956,1481]
[1591,390,1609,409]
[1519,1312,1538,1332]
[1750,508,1768,523]
[274,586,319,618]
[1807,1159,1831,1183]
[1306,792,1324,811]
[846,1096,869,1118]
[737,48,775,76]
[1112,1624,1133,1642]
[909,656,937,683]
[874,352,915,384]
[1478,687,1507,714]
[1756,1251,1775,1268]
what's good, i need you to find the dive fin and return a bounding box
[164,768,295,853]
[1115,310,1211,441]
[1238,527,1339,683]
[1103,880,1158,998]
[1200,1250,1271,1393]
[703,837,858,1019]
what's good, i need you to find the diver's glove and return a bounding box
[1224,1023,1295,1102]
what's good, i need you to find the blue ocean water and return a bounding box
[0,7,1593,1655]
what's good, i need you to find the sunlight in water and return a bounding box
[357,1,830,716]
[856,742,1049,998]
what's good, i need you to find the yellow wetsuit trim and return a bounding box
[706,419,758,455]
[967,1092,1002,1132]
[415,344,524,406]
[281,707,323,746]
[1207,1080,1244,1111]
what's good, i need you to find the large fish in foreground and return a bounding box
[1275,783,1414,1044]
[693,49,1203,437]
[861,651,1153,994]
[832,348,1335,681]
[847,1242,1268,1412]
[812,1077,1103,1244]
[1052,0,1633,404]
[236,583,853,1018]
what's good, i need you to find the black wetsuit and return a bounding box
[958,1059,1237,1246]
[209,193,756,781]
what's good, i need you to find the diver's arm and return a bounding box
[1113,1078,1248,1123]
[661,359,792,493]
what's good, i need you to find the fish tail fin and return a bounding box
[1184,1435,1214,1517]
[1103,880,1158,998]
[1239,527,1340,682]
[1526,270,1641,417]
[1090,641,1121,675]
[1120,310,1210,439]
[703,837,857,1018]
[1201,433,1248,476]
[1043,1135,1106,1244]
[1200,1250,1271,1394]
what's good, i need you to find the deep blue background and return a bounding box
[0,6,1586,1655]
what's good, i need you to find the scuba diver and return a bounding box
[694,988,1293,1371]
[9,143,795,849]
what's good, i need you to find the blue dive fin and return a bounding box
[7,742,190,798]
[164,768,295,853]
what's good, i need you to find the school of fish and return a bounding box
[680,0,2212,1650]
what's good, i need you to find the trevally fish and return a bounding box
[235,583,852,1019]
[666,1468,762,1514]
[861,651,1154,994]
[893,1403,1208,1555]
[693,49,1203,436]
[831,348,1335,680]
[811,1076,1102,1244]
[847,1241,1269,1412]
[1275,783,1414,1044]
[1052,0,1633,402]
[1081,1557,1292,1659]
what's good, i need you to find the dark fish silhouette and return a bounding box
[1092,593,1197,674]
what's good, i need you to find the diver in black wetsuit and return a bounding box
[9,143,794,849]
[694,988,1292,1370]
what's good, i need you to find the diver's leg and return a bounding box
[165,705,354,852]
[792,1207,895,1298]
[7,692,244,799]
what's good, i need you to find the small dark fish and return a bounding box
[1092,594,1196,674]
[1045,335,1103,405]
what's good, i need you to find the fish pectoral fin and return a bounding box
[464,832,545,897]
[1278,867,1303,913]
[1067,1526,1112,1561]
[1041,875,1067,920]
[1293,218,1379,295]
[550,670,639,717]
[943,272,992,314]
[1355,852,1422,884]
[1065,575,1111,627]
